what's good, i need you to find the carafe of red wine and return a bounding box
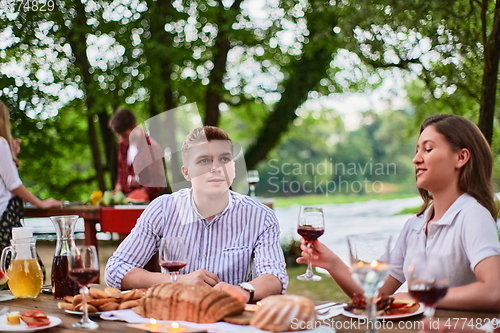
[50,215,80,299]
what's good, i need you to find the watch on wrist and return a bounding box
[238,282,255,302]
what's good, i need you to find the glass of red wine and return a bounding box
[297,206,325,281]
[159,237,187,282]
[68,245,100,329]
[407,253,449,319]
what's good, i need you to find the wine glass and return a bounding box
[68,245,100,329]
[407,253,449,319]
[297,206,325,281]
[247,170,260,197]
[159,237,187,282]
[346,233,391,333]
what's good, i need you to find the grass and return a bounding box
[273,192,417,208]
[285,265,349,302]
[395,205,421,215]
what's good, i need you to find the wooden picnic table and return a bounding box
[1,288,497,333]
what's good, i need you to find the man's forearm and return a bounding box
[248,274,282,301]
[121,268,171,290]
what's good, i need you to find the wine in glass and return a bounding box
[297,206,325,281]
[159,237,187,282]
[247,170,260,197]
[407,254,449,319]
[68,245,100,329]
[347,233,391,333]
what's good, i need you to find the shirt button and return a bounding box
[205,226,209,230]
[202,254,207,258]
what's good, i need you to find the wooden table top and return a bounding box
[0,289,497,332]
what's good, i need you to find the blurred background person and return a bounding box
[108,108,164,203]
[0,101,61,276]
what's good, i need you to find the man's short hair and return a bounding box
[181,126,233,164]
[109,109,136,134]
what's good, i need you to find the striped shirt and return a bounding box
[105,188,288,292]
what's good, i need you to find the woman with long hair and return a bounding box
[298,114,500,312]
[0,101,61,256]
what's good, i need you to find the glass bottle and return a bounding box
[0,227,43,298]
[50,215,80,299]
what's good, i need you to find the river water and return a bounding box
[274,196,423,263]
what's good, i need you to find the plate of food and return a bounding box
[57,287,144,315]
[0,311,62,332]
[342,294,423,320]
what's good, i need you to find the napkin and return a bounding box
[100,309,335,333]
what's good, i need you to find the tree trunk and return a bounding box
[66,0,106,189]
[478,0,500,145]
[245,3,338,169]
[98,111,116,187]
[204,0,243,126]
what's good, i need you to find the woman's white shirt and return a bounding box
[389,193,500,287]
[0,137,22,216]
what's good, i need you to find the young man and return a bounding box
[108,109,164,202]
[105,126,287,302]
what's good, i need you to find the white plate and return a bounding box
[342,303,424,320]
[0,314,61,332]
[0,295,15,302]
[64,310,103,316]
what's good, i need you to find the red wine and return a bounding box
[68,268,99,286]
[297,227,324,242]
[160,261,187,272]
[51,255,80,299]
[409,283,448,306]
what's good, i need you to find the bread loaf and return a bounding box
[134,283,244,323]
[250,295,317,332]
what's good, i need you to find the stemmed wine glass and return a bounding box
[346,233,391,333]
[247,170,259,197]
[159,237,187,282]
[297,206,325,281]
[407,253,449,319]
[68,245,100,329]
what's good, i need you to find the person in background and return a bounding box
[106,126,287,303]
[108,108,163,203]
[298,114,500,312]
[0,101,61,272]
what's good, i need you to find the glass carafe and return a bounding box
[50,215,80,299]
[0,236,43,298]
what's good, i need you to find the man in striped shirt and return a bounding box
[105,126,288,302]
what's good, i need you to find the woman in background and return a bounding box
[0,101,61,260]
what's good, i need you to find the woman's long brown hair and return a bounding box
[0,101,20,167]
[416,114,498,219]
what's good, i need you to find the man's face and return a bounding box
[181,140,235,196]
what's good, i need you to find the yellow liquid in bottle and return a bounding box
[7,259,43,298]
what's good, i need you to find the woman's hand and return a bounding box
[10,138,21,157]
[296,238,337,272]
[38,198,62,209]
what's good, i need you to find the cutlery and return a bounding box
[315,302,342,311]
[316,303,347,315]
[0,307,9,316]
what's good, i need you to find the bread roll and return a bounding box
[104,287,123,299]
[250,295,317,332]
[89,288,108,299]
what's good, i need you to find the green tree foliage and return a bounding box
[0,0,498,200]
[256,109,416,197]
